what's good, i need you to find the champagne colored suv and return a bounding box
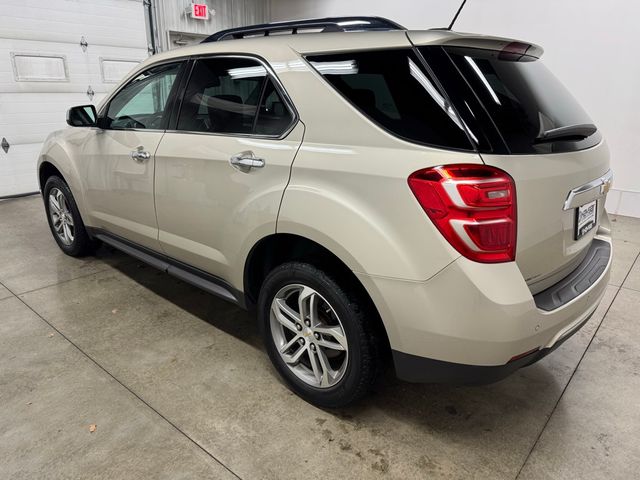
[38,17,613,407]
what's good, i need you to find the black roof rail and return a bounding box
[202,16,405,43]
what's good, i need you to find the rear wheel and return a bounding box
[43,176,96,257]
[258,262,379,408]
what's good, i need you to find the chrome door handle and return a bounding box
[230,151,265,172]
[130,147,151,162]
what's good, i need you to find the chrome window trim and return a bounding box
[90,128,166,134]
[162,128,296,140]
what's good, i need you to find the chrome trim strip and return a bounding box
[95,128,165,134]
[162,128,290,140]
[563,169,613,211]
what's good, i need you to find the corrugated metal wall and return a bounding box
[152,0,270,51]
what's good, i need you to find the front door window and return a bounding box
[106,63,181,130]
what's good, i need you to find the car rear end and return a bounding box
[301,30,612,382]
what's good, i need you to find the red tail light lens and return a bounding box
[408,164,517,263]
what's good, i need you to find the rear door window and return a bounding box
[177,57,295,137]
[254,78,296,136]
[177,57,266,134]
[307,49,474,151]
[438,46,601,154]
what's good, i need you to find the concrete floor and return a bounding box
[1,196,639,480]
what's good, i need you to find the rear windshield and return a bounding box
[438,46,601,154]
[306,49,474,151]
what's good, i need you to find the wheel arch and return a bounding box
[38,160,65,191]
[37,134,89,221]
[244,233,391,354]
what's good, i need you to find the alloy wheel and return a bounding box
[48,187,75,246]
[270,284,349,388]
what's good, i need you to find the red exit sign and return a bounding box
[191,3,209,20]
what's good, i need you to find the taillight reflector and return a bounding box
[408,164,517,263]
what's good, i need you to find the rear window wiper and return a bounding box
[534,123,597,144]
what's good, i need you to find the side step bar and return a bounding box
[92,230,244,308]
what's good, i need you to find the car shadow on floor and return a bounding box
[109,253,565,440]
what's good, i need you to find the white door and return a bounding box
[0,0,149,196]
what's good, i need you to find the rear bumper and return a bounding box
[533,239,610,311]
[356,231,612,382]
[392,307,595,384]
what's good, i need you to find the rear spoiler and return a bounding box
[408,31,544,59]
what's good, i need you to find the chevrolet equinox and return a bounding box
[38,17,613,407]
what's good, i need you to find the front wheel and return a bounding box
[43,175,96,257]
[258,262,379,408]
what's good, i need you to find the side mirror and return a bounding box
[67,105,97,127]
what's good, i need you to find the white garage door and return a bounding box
[0,0,149,196]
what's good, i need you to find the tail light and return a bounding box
[498,41,532,61]
[408,164,517,263]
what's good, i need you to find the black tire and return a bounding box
[43,175,97,257]
[258,262,379,408]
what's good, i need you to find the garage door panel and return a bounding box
[0,0,146,50]
[1,113,68,129]
[0,27,147,51]
[2,126,68,147]
[0,92,100,107]
[0,93,107,111]
[0,40,143,90]
[0,80,115,95]
[0,143,42,195]
[0,0,148,196]
[0,93,108,146]
[0,39,146,60]
[0,94,98,114]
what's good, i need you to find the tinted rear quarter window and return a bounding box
[440,46,601,154]
[307,49,474,151]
